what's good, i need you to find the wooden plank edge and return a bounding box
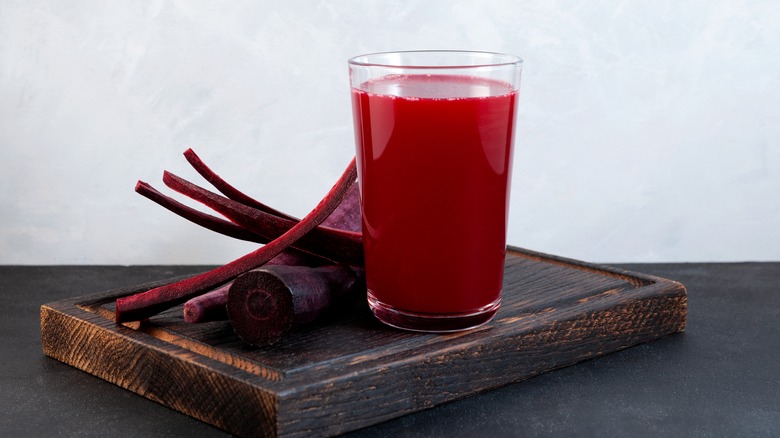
[508,246,686,290]
[511,246,688,331]
[40,302,281,437]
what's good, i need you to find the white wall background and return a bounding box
[1,0,778,265]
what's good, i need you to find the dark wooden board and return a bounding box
[40,247,687,437]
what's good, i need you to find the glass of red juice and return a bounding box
[349,50,522,332]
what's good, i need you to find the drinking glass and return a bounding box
[349,50,522,332]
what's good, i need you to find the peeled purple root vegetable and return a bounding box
[227,265,366,346]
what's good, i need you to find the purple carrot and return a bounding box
[183,282,232,323]
[183,250,326,323]
[227,264,366,346]
[163,171,363,267]
[115,157,358,323]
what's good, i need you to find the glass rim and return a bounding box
[348,50,523,69]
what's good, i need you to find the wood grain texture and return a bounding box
[40,247,687,437]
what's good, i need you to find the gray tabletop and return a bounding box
[2,262,778,437]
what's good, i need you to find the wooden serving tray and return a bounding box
[41,247,687,437]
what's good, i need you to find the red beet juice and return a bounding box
[352,74,518,330]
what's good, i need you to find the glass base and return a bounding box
[367,291,501,333]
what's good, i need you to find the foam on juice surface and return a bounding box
[360,74,514,99]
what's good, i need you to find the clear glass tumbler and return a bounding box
[349,50,522,332]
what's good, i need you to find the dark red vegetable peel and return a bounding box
[136,180,332,268]
[183,148,296,220]
[162,171,363,267]
[138,169,362,255]
[184,147,362,232]
[227,265,366,346]
[135,180,267,244]
[115,157,358,323]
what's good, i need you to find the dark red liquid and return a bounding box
[352,74,517,316]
